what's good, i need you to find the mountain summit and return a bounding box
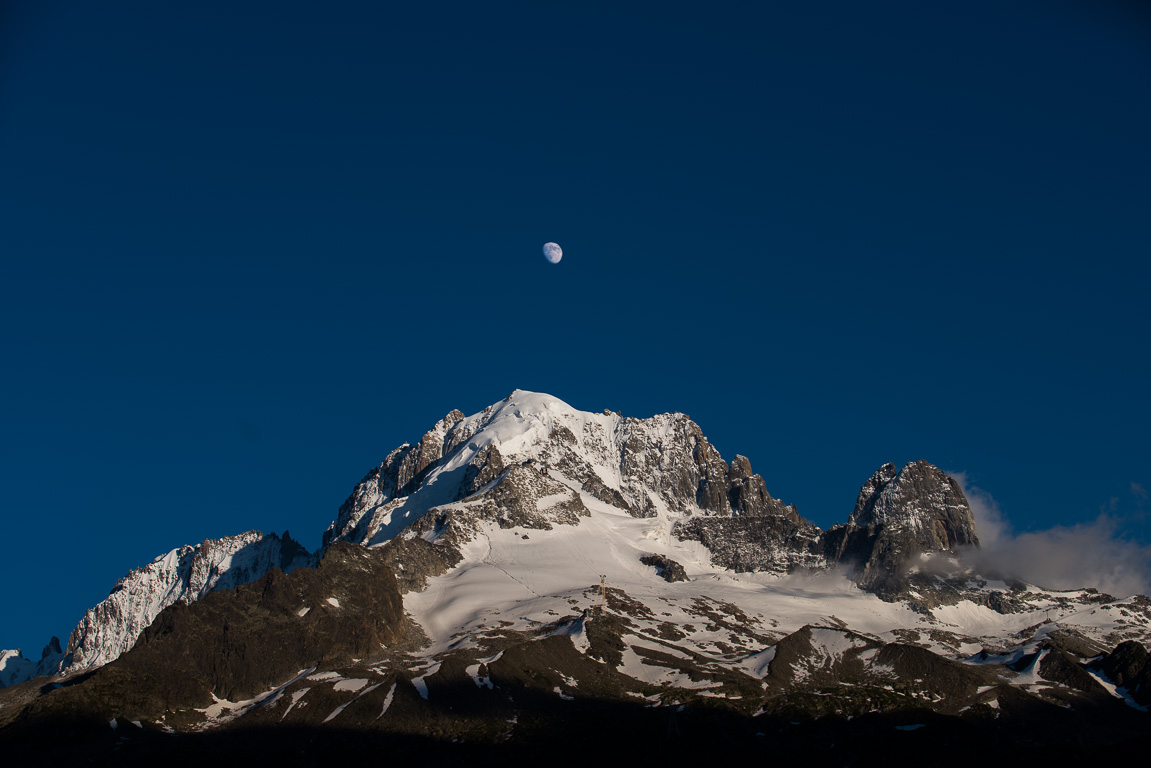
[2,390,1148,763]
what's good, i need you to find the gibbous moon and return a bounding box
[542,242,562,264]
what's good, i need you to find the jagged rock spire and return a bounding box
[825,460,979,597]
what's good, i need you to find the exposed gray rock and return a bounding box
[397,409,465,493]
[321,444,410,550]
[462,464,590,531]
[674,514,825,573]
[581,473,634,514]
[1037,647,1113,701]
[1091,640,1151,706]
[849,460,978,548]
[822,460,979,599]
[456,444,505,499]
[639,554,688,583]
[692,438,731,514]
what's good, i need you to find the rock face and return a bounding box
[60,530,310,677]
[672,459,978,583]
[639,553,689,583]
[849,461,978,547]
[673,514,825,573]
[822,460,979,598]
[1092,640,1151,706]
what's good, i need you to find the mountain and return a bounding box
[0,639,61,689]
[0,530,309,687]
[1,390,1148,764]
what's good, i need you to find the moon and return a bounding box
[542,242,562,264]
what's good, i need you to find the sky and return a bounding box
[1,0,1149,655]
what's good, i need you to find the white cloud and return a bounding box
[947,471,1151,598]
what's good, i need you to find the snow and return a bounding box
[465,663,494,689]
[197,693,252,721]
[0,649,36,688]
[410,661,440,700]
[536,492,573,511]
[1085,667,1149,711]
[337,391,645,549]
[616,643,718,690]
[323,681,385,723]
[395,444,1147,695]
[1010,649,1048,686]
[376,683,397,719]
[808,627,872,660]
[333,678,369,692]
[281,688,310,719]
[411,677,429,699]
[326,597,341,609]
[405,500,924,665]
[625,634,692,660]
[297,607,311,617]
[740,646,777,678]
[195,668,314,729]
[307,671,341,681]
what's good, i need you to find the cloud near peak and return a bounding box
[948,471,1151,598]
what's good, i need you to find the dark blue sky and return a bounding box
[2,1,1149,653]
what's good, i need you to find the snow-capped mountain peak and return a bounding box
[3,390,1149,764]
[321,389,798,553]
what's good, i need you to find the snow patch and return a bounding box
[1086,667,1149,711]
[333,678,370,692]
[281,688,310,720]
[740,646,777,678]
[307,671,341,682]
[377,683,397,719]
[536,492,572,511]
[410,661,441,700]
[323,681,386,723]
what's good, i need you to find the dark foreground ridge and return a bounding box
[2,679,1147,768]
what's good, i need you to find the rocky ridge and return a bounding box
[1,530,309,687]
[63,530,311,674]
